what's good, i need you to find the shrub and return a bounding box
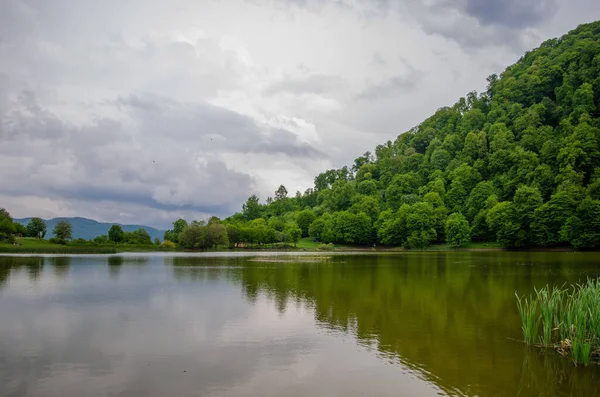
[318,242,334,251]
[162,240,177,249]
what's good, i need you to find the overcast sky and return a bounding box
[1,0,599,228]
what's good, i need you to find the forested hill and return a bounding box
[171,21,600,250]
[14,217,165,241]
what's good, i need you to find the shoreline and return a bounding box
[0,245,583,255]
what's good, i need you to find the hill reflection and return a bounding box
[169,252,600,397]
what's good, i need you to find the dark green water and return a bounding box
[1,252,599,397]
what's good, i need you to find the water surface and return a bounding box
[1,252,599,396]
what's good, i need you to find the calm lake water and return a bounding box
[1,251,600,397]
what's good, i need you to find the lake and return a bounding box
[1,251,599,397]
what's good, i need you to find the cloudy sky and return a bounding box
[1,0,599,228]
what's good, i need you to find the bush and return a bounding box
[318,242,334,251]
[162,240,177,249]
[0,233,16,244]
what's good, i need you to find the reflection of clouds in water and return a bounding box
[0,256,319,397]
[0,255,443,397]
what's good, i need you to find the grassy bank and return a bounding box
[0,238,176,254]
[0,239,117,254]
[516,279,600,366]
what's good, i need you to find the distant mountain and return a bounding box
[14,217,166,241]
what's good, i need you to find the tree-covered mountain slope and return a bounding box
[164,21,599,250]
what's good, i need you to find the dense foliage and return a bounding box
[52,220,73,244]
[26,217,47,238]
[0,208,27,243]
[219,21,600,249]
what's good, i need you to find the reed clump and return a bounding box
[516,279,600,366]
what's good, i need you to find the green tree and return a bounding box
[404,202,437,249]
[53,221,73,243]
[563,198,600,249]
[26,217,47,238]
[445,213,471,247]
[309,217,327,241]
[275,185,288,200]
[284,223,302,247]
[486,202,519,248]
[126,228,152,245]
[108,224,125,243]
[332,211,373,245]
[296,209,316,237]
[206,223,229,248]
[179,223,207,249]
[531,186,584,246]
[242,195,262,221]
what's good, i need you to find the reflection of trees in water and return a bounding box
[49,257,72,278]
[0,256,46,288]
[108,256,124,278]
[517,347,600,396]
[107,256,148,278]
[169,252,600,397]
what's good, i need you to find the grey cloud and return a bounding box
[0,90,257,219]
[264,74,345,96]
[462,0,557,29]
[357,70,422,100]
[274,0,558,49]
[117,93,325,159]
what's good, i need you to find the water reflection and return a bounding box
[0,256,46,286]
[171,252,600,397]
[50,256,72,278]
[0,252,599,397]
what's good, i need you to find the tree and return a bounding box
[486,202,520,248]
[164,218,188,242]
[53,221,72,243]
[0,215,16,243]
[275,185,288,201]
[445,213,471,247]
[126,228,152,245]
[296,209,316,237]
[284,223,302,247]
[179,223,207,249]
[404,202,437,249]
[94,235,109,244]
[0,208,10,221]
[26,217,47,238]
[563,198,600,249]
[242,195,262,221]
[108,224,125,243]
[206,223,229,248]
[531,186,584,246]
[309,217,327,241]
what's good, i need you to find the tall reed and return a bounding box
[515,279,600,366]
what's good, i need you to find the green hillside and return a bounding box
[210,21,600,250]
[14,217,165,241]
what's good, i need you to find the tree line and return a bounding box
[0,211,159,247]
[162,215,302,249]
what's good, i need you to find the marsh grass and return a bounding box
[516,279,600,366]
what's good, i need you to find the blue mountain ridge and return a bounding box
[14,217,166,241]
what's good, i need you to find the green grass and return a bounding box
[515,279,600,366]
[0,238,117,254]
[0,237,176,254]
